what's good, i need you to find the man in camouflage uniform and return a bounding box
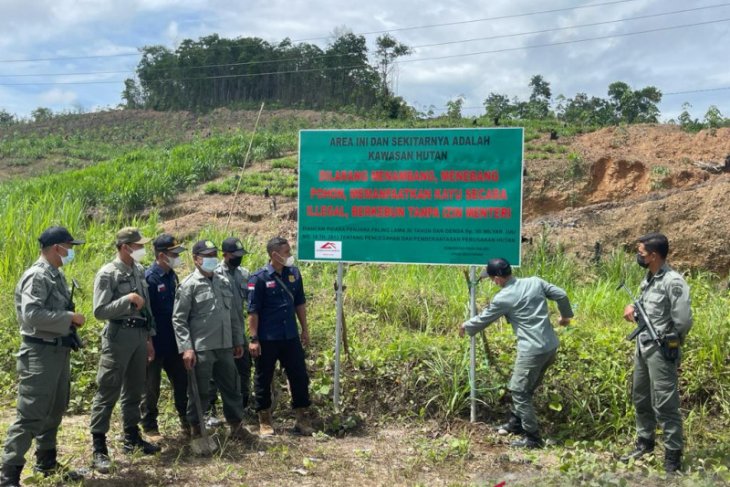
[89,227,160,473]
[173,240,255,443]
[459,258,573,449]
[621,233,692,473]
[0,227,85,487]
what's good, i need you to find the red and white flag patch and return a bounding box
[157,284,166,292]
[266,281,276,288]
[247,283,255,290]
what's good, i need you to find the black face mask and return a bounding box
[636,253,649,269]
[229,256,243,268]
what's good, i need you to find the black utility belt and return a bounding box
[23,335,75,348]
[110,318,148,328]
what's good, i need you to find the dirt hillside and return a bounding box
[522,125,730,275]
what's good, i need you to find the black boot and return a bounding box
[510,430,544,449]
[0,464,22,487]
[33,448,83,481]
[123,427,161,455]
[497,412,525,436]
[620,436,655,463]
[91,433,112,474]
[665,448,682,474]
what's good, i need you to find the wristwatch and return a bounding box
[249,335,259,343]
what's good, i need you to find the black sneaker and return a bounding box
[664,448,682,474]
[91,451,112,474]
[123,427,162,455]
[123,438,161,455]
[620,437,655,463]
[510,431,544,449]
[497,413,525,436]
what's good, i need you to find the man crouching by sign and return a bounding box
[459,258,573,448]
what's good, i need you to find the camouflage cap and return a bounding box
[192,239,218,256]
[116,227,151,246]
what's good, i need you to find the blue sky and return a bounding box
[1,0,729,121]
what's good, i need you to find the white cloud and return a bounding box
[39,88,78,106]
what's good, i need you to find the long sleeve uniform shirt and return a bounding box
[173,268,243,353]
[462,276,574,355]
[214,261,250,344]
[14,256,74,339]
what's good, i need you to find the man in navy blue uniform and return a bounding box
[140,234,189,438]
[248,236,314,436]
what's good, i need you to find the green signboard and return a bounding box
[297,128,523,265]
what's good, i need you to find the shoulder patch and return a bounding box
[671,285,684,298]
[97,274,111,290]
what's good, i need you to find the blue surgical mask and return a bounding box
[201,257,218,272]
[60,247,75,266]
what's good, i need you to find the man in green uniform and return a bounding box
[459,258,573,448]
[207,237,252,417]
[0,227,85,487]
[173,240,255,443]
[89,227,160,473]
[620,233,692,473]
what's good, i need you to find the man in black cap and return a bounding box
[459,258,573,448]
[207,237,253,422]
[89,227,160,474]
[1,226,85,486]
[140,234,189,438]
[173,240,254,443]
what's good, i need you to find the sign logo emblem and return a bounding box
[315,241,342,259]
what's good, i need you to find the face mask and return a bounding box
[60,247,75,266]
[284,256,295,267]
[167,255,182,269]
[130,247,146,262]
[201,257,218,272]
[229,256,243,268]
[636,253,649,269]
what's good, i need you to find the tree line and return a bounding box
[120,32,411,115]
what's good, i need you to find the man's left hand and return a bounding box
[300,330,310,347]
[233,345,244,359]
[458,324,466,338]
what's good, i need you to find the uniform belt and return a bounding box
[110,317,148,328]
[23,335,75,348]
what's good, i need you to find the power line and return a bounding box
[1,17,728,86]
[290,0,645,41]
[399,17,730,64]
[3,3,727,79]
[0,0,644,64]
[411,3,730,49]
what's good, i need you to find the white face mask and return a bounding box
[167,255,182,269]
[201,257,218,272]
[60,247,75,266]
[275,251,295,268]
[129,247,146,262]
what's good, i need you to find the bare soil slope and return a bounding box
[522,126,730,274]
